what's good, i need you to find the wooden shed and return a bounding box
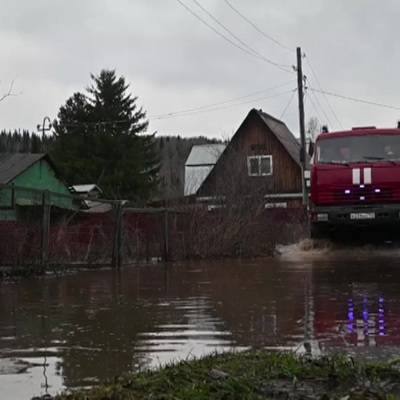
[196,109,305,208]
[0,153,76,220]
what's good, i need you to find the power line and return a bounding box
[223,0,293,52]
[190,0,291,71]
[305,91,325,124]
[53,84,296,127]
[152,88,296,120]
[280,89,297,119]
[60,119,131,128]
[150,80,295,119]
[309,87,400,111]
[175,0,292,73]
[305,56,343,129]
[306,86,333,127]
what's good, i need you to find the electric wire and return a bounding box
[307,86,333,127]
[305,56,343,129]
[304,91,325,125]
[190,0,291,70]
[57,88,296,127]
[279,89,297,119]
[223,0,293,52]
[149,80,295,119]
[152,88,296,120]
[58,119,131,128]
[175,0,292,73]
[309,88,400,111]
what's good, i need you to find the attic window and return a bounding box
[247,155,273,176]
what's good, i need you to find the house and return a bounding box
[192,109,306,208]
[184,144,226,196]
[0,153,76,220]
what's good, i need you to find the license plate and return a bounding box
[350,212,375,220]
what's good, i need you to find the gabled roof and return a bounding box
[196,109,306,195]
[255,109,302,167]
[185,144,226,166]
[70,184,103,194]
[0,153,48,184]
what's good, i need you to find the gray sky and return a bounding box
[1,0,399,139]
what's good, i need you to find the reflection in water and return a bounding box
[379,296,385,337]
[345,294,386,347]
[1,253,400,398]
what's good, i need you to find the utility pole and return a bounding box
[296,47,308,206]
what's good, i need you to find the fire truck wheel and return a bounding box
[310,223,328,240]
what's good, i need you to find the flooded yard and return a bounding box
[1,243,400,399]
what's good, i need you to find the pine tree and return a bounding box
[30,133,42,153]
[51,69,159,202]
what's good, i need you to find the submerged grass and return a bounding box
[55,350,400,400]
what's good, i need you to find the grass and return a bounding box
[53,350,400,400]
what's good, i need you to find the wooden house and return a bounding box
[0,153,76,220]
[194,109,305,208]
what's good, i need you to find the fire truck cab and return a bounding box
[310,126,400,238]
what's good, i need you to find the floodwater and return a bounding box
[1,242,400,399]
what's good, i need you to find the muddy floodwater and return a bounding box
[2,242,400,399]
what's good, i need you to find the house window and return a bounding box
[247,155,273,176]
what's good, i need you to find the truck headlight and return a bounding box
[317,213,328,222]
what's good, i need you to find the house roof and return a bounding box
[82,200,112,213]
[0,153,48,184]
[255,109,303,167]
[70,184,103,194]
[185,144,226,166]
[184,144,226,196]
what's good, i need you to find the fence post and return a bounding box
[11,183,15,208]
[40,190,51,270]
[162,209,169,262]
[112,201,124,269]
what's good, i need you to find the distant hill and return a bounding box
[0,129,221,199]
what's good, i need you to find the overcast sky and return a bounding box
[0,0,399,139]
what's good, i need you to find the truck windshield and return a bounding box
[316,135,400,164]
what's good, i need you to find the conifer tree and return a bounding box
[52,70,159,202]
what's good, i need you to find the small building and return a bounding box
[70,184,103,199]
[184,144,226,196]
[193,109,306,208]
[0,153,76,220]
[69,184,112,213]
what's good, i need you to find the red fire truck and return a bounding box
[310,126,400,238]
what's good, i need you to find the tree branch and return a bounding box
[0,80,20,103]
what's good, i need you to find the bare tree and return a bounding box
[306,117,320,141]
[0,80,19,103]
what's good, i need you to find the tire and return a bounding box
[310,223,328,240]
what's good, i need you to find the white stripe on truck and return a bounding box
[364,168,372,184]
[352,168,361,185]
